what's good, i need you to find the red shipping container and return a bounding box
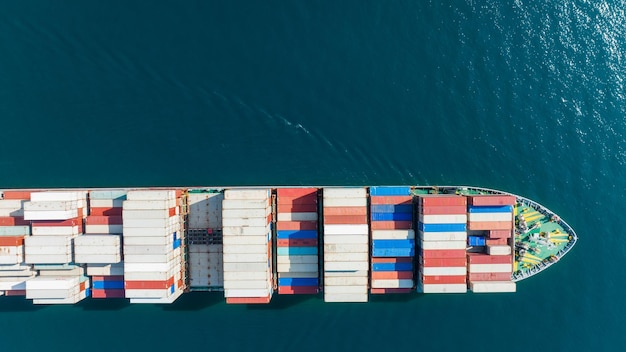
[420,275,467,285]
[371,271,414,280]
[277,239,318,247]
[420,249,467,259]
[468,272,512,281]
[421,257,467,267]
[4,290,27,296]
[277,203,317,213]
[419,195,467,207]
[168,207,177,217]
[489,230,512,238]
[79,282,86,291]
[468,195,516,206]
[86,216,123,225]
[177,278,184,289]
[0,216,29,226]
[486,238,508,246]
[276,221,317,230]
[1,191,33,200]
[370,288,413,294]
[278,286,319,295]
[226,296,271,304]
[277,195,317,205]
[276,188,318,197]
[323,207,367,216]
[89,207,123,216]
[0,236,24,246]
[125,277,174,290]
[466,253,512,264]
[370,196,413,205]
[467,221,513,231]
[32,218,82,227]
[419,205,467,215]
[371,257,413,264]
[323,215,367,224]
[370,221,413,230]
[175,189,183,198]
[91,289,126,298]
[91,275,124,282]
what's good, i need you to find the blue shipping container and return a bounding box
[88,190,127,200]
[468,205,513,213]
[468,236,486,246]
[173,238,181,249]
[92,281,124,290]
[372,262,414,271]
[276,230,318,239]
[372,248,415,257]
[369,186,411,196]
[85,288,91,297]
[370,204,413,214]
[418,222,467,232]
[277,246,318,256]
[371,212,413,221]
[372,239,415,248]
[278,278,319,287]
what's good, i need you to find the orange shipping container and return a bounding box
[486,238,508,246]
[419,205,467,215]
[488,230,511,238]
[86,216,123,225]
[419,195,467,207]
[226,295,271,304]
[4,290,26,296]
[371,221,412,230]
[467,221,513,231]
[89,207,123,216]
[322,207,367,216]
[323,215,368,224]
[0,216,29,226]
[371,271,414,280]
[371,257,413,264]
[32,218,82,227]
[420,275,467,285]
[468,272,511,281]
[276,188,317,197]
[277,203,317,213]
[277,195,317,205]
[466,253,512,264]
[277,239,318,247]
[125,277,174,290]
[468,195,516,206]
[420,249,467,259]
[370,288,413,294]
[421,257,467,267]
[276,221,317,230]
[370,196,413,205]
[0,236,25,246]
[1,191,33,200]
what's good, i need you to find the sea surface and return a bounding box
[0,1,624,351]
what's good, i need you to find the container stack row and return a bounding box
[276,188,319,295]
[417,195,468,293]
[0,191,35,297]
[369,186,415,294]
[122,190,185,304]
[222,189,273,304]
[466,195,516,293]
[83,190,126,298]
[322,188,369,302]
[23,191,90,304]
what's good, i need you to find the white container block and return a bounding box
[222,217,269,227]
[222,199,269,209]
[323,276,368,286]
[90,199,124,208]
[470,281,516,293]
[277,212,318,221]
[223,279,270,290]
[371,229,415,240]
[323,198,367,207]
[323,292,368,302]
[222,225,271,236]
[86,262,124,276]
[123,200,174,210]
[223,189,270,200]
[74,254,121,264]
[24,210,78,221]
[323,188,366,199]
[323,285,368,294]
[278,272,318,278]
[223,208,271,218]
[323,235,369,244]
[323,224,369,235]
[419,214,468,224]
[422,266,467,276]
[469,212,513,222]
[276,263,317,272]
[126,190,176,201]
[276,255,318,265]
[123,244,172,255]
[74,234,120,247]
[419,283,467,293]
[31,192,84,202]
[468,263,513,273]
[371,279,414,289]
[487,245,512,256]
[223,271,270,281]
[223,262,268,272]
[32,226,79,236]
[323,243,368,253]
[324,252,368,262]
[419,231,467,242]
[222,235,268,245]
[223,288,271,298]
[420,240,467,250]
[222,253,268,263]
[323,261,369,271]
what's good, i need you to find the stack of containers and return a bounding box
[0,191,35,296]
[122,190,185,304]
[466,195,516,293]
[84,190,126,299]
[369,186,415,294]
[276,188,319,295]
[417,195,468,293]
[222,189,273,304]
[322,188,369,302]
[22,191,90,304]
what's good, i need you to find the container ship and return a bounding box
[0,186,576,304]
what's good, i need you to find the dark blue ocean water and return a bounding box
[0,1,625,351]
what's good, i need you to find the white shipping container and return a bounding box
[322,198,367,207]
[371,229,415,240]
[123,262,172,273]
[323,270,368,277]
[468,212,512,222]
[0,279,29,291]
[37,267,84,277]
[123,199,174,210]
[31,191,84,202]
[26,288,79,299]
[276,255,318,265]
[222,225,271,237]
[323,188,366,199]
[85,224,123,234]
[25,253,72,264]
[323,224,369,235]
[222,244,268,254]
[124,270,177,281]
[419,283,467,293]
[74,254,121,264]
[222,253,269,263]
[324,252,368,262]
[277,212,318,222]
[122,227,174,237]
[222,217,269,228]
[421,266,467,276]
[277,272,318,279]
[468,263,513,273]
[419,214,468,224]
[323,243,369,253]
[223,262,268,272]
[323,235,369,245]
[0,199,27,209]
[470,281,516,293]
[323,285,368,294]
[0,226,29,236]
[26,276,79,289]
[276,263,317,272]
[124,288,171,299]
[25,235,72,247]
[323,261,369,271]
[89,199,124,208]
[123,209,175,219]
[487,245,512,256]
[129,289,183,304]
[323,276,368,286]
[26,244,72,254]
[419,231,467,242]
[0,208,24,217]
[86,263,124,276]
[222,235,268,245]
[126,190,176,201]
[223,271,270,281]
[123,244,172,255]
[74,234,121,247]
[124,235,173,246]
[222,199,269,209]
[420,240,467,250]
[323,292,368,303]
[223,288,271,298]
[223,279,270,290]
[74,245,120,255]
[371,279,414,289]
[32,225,79,236]
[222,208,271,218]
[23,209,78,221]
[123,252,177,263]
[24,201,78,211]
[123,217,178,228]
[223,189,270,200]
